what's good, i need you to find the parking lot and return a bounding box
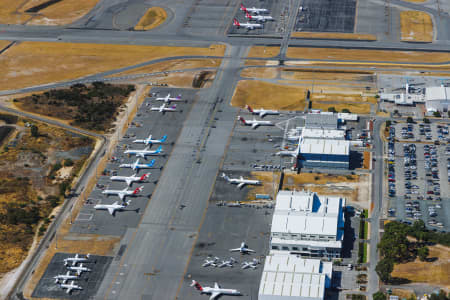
[386,121,450,231]
[70,88,198,236]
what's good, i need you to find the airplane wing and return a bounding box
[118,193,125,201]
[246,248,256,252]
[237,182,245,189]
[251,123,258,129]
[125,178,132,186]
[210,293,221,300]
[214,282,220,289]
[260,112,266,117]
[66,287,72,294]
[229,248,241,252]
[107,207,115,215]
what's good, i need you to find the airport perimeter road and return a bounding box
[96,45,247,300]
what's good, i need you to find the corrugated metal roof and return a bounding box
[300,138,350,156]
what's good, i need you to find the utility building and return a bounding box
[270,190,345,258]
[425,86,450,112]
[305,114,338,129]
[298,138,350,169]
[258,251,333,300]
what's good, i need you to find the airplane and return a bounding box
[245,11,273,22]
[276,144,300,157]
[240,3,268,14]
[119,158,156,171]
[221,173,261,189]
[237,116,273,129]
[53,271,79,284]
[202,257,219,267]
[155,93,184,103]
[58,281,82,294]
[110,173,150,187]
[63,254,90,266]
[229,242,256,254]
[150,103,177,113]
[132,134,167,145]
[94,200,132,215]
[191,280,241,299]
[102,186,144,201]
[233,18,262,30]
[241,258,260,269]
[245,105,279,118]
[66,263,91,276]
[124,145,163,158]
[217,257,236,268]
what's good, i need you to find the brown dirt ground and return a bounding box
[134,7,167,31]
[240,67,279,79]
[0,42,225,91]
[400,11,433,43]
[123,70,216,88]
[291,32,377,41]
[286,48,450,63]
[231,80,307,110]
[363,151,371,169]
[311,101,372,114]
[246,171,281,201]
[0,0,34,24]
[281,69,375,82]
[247,46,280,58]
[392,244,450,288]
[311,93,378,104]
[0,41,12,50]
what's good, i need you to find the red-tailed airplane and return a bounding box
[240,3,268,14]
[191,280,241,299]
[238,116,273,129]
[233,18,262,30]
[245,105,279,117]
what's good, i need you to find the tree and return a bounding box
[417,246,429,261]
[429,290,450,300]
[385,120,392,128]
[406,117,414,123]
[423,117,430,123]
[376,258,393,283]
[328,107,336,113]
[30,125,39,137]
[342,108,351,113]
[433,111,441,117]
[63,158,74,167]
[373,291,386,300]
[394,109,399,115]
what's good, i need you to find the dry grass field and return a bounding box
[311,101,372,114]
[281,69,375,82]
[246,171,281,201]
[363,151,371,169]
[231,80,307,110]
[247,46,280,58]
[0,42,225,91]
[400,11,433,42]
[240,67,279,79]
[0,41,12,50]
[286,47,450,63]
[0,0,33,24]
[392,244,450,288]
[134,7,167,30]
[311,93,378,104]
[291,32,377,41]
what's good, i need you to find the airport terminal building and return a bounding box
[297,138,350,169]
[258,251,332,300]
[270,190,345,258]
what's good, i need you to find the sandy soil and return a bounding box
[400,11,433,42]
[134,7,167,30]
[240,67,279,79]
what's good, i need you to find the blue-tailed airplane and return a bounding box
[124,145,163,158]
[119,159,156,171]
[132,134,167,145]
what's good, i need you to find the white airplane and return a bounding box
[241,258,260,269]
[119,158,156,171]
[276,144,300,157]
[59,281,82,294]
[94,200,132,216]
[229,242,256,254]
[53,271,79,284]
[233,18,262,30]
[245,105,279,118]
[202,257,219,267]
[155,93,183,103]
[240,3,268,14]
[132,134,167,145]
[245,11,273,22]
[66,263,91,276]
[191,280,241,299]
[124,145,163,158]
[110,173,150,187]
[102,186,143,201]
[217,257,236,268]
[63,254,90,266]
[150,103,177,113]
[238,116,273,129]
[221,173,261,189]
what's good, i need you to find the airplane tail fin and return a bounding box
[191,280,203,291]
[221,173,230,181]
[140,173,150,181]
[237,116,246,124]
[156,145,162,153]
[240,4,247,11]
[148,159,156,167]
[160,135,167,142]
[245,11,252,19]
[245,104,253,112]
[133,186,144,195]
[233,18,240,26]
[171,104,177,109]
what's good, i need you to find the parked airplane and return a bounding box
[238,116,273,129]
[119,159,156,171]
[233,18,262,30]
[150,103,177,113]
[66,263,91,276]
[155,93,183,103]
[241,258,260,269]
[132,134,167,145]
[217,258,236,268]
[63,254,90,266]
[102,186,143,201]
[240,3,268,14]
[229,242,255,254]
[202,257,219,267]
[59,281,82,294]
[245,11,273,22]
[276,144,300,157]
[245,105,279,118]
[110,173,150,187]
[221,173,261,189]
[124,145,163,158]
[94,200,132,215]
[53,271,79,284]
[191,280,241,299]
